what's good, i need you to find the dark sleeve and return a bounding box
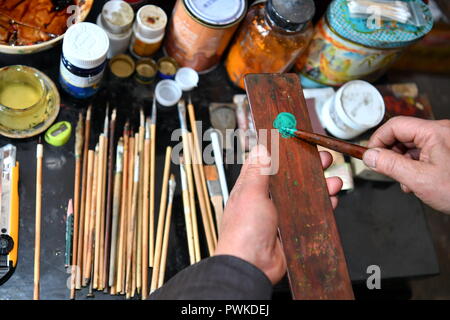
[149,255,273,300]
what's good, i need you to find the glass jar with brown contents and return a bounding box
[225,0,315,89]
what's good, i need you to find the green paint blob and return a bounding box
[273,112,297,138]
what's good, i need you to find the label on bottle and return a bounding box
[130,34,162,58]
[59,60,104,88]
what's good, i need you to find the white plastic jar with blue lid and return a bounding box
[59,22,110,99]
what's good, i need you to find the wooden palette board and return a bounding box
[245,74,354,300]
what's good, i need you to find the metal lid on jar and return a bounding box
[266,0,315,32]
[184,0,246,26]
[136,5,167,39]
[62,22,109,69]
[101,0,134,34]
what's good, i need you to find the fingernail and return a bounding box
[363,149,379,168]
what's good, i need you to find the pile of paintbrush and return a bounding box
[67,96,228,300]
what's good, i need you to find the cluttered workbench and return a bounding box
[0,0,441,300]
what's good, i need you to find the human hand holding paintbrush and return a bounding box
[215,144,342,284]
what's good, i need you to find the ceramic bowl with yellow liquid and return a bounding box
[0,65,60,138]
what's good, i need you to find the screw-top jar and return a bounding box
[225,0,315,89]
[320,80,385,139]
[59,22,109,99]
[129,5,167,58]
[97,0,134,59]
[165,0,246,73]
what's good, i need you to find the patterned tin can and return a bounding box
[298,0,433,87]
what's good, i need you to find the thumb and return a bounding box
[235,144,271,196]
[363,148,426,188]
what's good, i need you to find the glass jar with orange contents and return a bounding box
[225,0,315,89]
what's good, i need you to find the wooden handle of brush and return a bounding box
[108,170,122,287]
[181,188,195,265]
[126,167,140,295]
[98,134,108,291]
[70,158,81,299]
[211,197,224,234]
[84,151,97,285]
[34,145,43,300]
[150,146,172,293]
[94,138,105,289]
[124,137,135,294]
[141,138,151,299]
[149,124,156,268]
[188,134,215,255]
[116,135,129,294]
[292,129,368,160]
[187,103,217,246]
[76,107,91,290]
[136,127,145,294]
[157,201,173,288]
[181,133,201,262]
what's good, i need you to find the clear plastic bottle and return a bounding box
[225,0,315,89]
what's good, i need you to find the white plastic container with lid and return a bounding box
[97,0,134,59]
[155,79,182,107]
[59,22,110,99]
[130,5,167,58]
[175,67,199,91]
[320,80,385,140]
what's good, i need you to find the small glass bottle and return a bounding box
[225,0,315,89]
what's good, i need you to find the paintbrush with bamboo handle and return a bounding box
[83,148,96,285]
[131,132,140,298]
[82,146,95,284]
[109,138,123,287]
[188,133,215,254]
[204,164,223,233]
[150,146,172,293]
[83,144,99,283]
[188,96,217,246]
[93,135,105,289]
[280,128,368,160]
[98,108,109,291]
[124,135,135,296]
[136,111,145,294]
[131,219,137,298]
[142,117,151,299]
[70,113,83,299]
[33,138,43,300]
[103,108,117,290]
[126,150,140,297]
[158,174,176,289]
[149,97,157,268]
[180,156,196,265]
[117,122,129,293]
[76,105,91,289]
[177,100,200,262]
